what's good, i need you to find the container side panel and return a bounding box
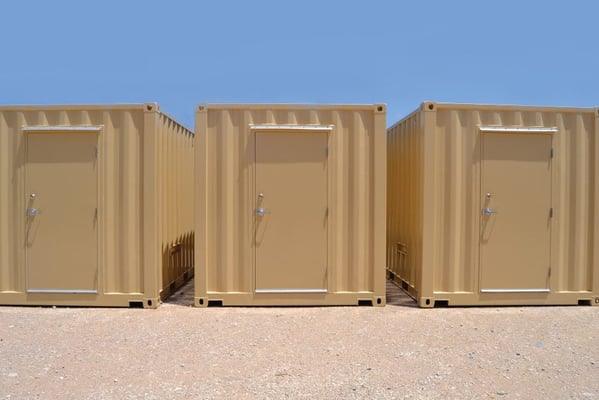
[387,111,424,295]
[155,114,194,299]
[119,110,143,293]
[432,109,479,293]
[555,112,594,291]
[0,112,24,291]
[205,110,251,293]
[100,111,118,293]
[97,110,145,295]
[330,111,347,291]
[347,110,372,291]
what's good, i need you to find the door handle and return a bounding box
[26,207,41,216]
[482,207,497,215]
[256,207,271,216]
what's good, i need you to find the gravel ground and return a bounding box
[1,281,597,400]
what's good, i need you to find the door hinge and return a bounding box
[325,208,329,217]
[548,266,551,277]
[94,208,98,219]
[94,146,99,159]
[549,208,553,218]
[550,148,554,159]
[325,147,329,157]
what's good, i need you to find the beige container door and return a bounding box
[25,133,98,293]
[480,132,552,293]
[254,132,328,293]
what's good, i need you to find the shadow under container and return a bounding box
[0,104,194,308]
[195,104,387,306]
[387,102,599,307]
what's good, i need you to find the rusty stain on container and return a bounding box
[195,104,387,306]
[387,102,599,307]
[0,104,194,308]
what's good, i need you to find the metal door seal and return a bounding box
[255,289,328,294]
[26,289,98,294]
[480,288,550,294]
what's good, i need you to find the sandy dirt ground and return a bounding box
[1,280,597,399]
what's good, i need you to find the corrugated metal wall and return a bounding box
[0,109,21,293]
[387,102,599,306]
[387,110,424,297]
[155,110,194,299]
[196,104,386,306]
[0,105,194,307]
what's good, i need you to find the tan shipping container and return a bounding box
[0,104,194,308]
[195,104,386,306]
[388,102,599,307]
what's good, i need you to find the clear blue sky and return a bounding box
[1,1,597,128]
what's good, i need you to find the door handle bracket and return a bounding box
[26,208,41,216]
[256,207,271,216]
[482,207,497,215]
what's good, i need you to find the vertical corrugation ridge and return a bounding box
[165,117,172,288]
[440,111,452,291]
[81,110,92,125]
[158,116,167,292]
[230,109,241,292]
[462,110,477,293]
[101,111,116,292]
[126,112,141,293]
[173,122,180,283]
[166,117,173,288]
[567,112,579,291]
[173,118,180,288]
[16,113,26,292]
[37,110,48,126]
[331,110,344,292]
[124,110,135,293]
[449,110,465,293]
[415,113,425,292]
[467,111,482,293]
[434,108,456,292]
[339,111,351,291]
[206,112,217,291]
[574,114,590,290]
[386,121,398,279]
[554,113,567,291]
[238,110,250,292]
[345,112,356,291]
[433,112,447,291]
[367,111,376,291]
[188,127,195,279]
[212,111,222,291]
[222,110,235,292]
[353,111,368,291]
[0,113,12,290]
